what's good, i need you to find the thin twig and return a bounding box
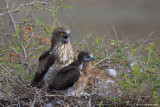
[5,0,17,35]
[113,25,118,41]
[0,88,10,96]
[11,0,18,10]
[104,24,112,40]
[136,31,155,54]
[88,98,91,107]
[0,53,4,57]
[100,34,107,48]
[0,97,27,106]
[28,46,45,51]
[25,32,34,48]
[21,42,28,65]
[0,64,7,71]
[0,1,54,16]
[45,94,80,97]
[0,17,5,32]
[92,51,116,68]
[141,31,155,46]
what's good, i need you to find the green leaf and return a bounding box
[131,92,135,95]
[156,79,160,84]
[152,91,156,98]
[124,73,128,79]
[44,8,48,11]
[63,5,72,9]
[7,7,10,10]
[99,101,103,107]
[155,97,159,102]
[23,18,28,22]
[34,4,39,8]
[131,48,137,54]
[18,8,21,11]
[150,42,154,48]
[22,6,24,10]
[137,82,141,89]
[132,63,140,76]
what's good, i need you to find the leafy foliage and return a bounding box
[73,33,160,106]
[0,0,160,106]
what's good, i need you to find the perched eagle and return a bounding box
[31,27,74,87]
[48,50,94,96]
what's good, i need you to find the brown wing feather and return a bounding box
[39,49,51,60]
[48,66,80,90]
[31,50,56,87]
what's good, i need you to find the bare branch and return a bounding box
[0,33,12,36]
[92,51,116,68]
[0,1,55,16]
[104,24,112,40]
[25,32,34,49]
[28,46,45,51]
[0,88,11,96]
[0,64,7,71]
[0,53,4,57]
[20,42,33,73]
[11,0,18,10]
[136,31,155,54]
[113,25,118,41]
[45,94,79,97]
[21,42,28,65]
[5,0,19,39]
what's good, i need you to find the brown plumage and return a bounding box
[31,27,74,87]
[48,50,94,96]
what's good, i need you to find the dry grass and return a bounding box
[0,69,113,107]
[0,66,157,106]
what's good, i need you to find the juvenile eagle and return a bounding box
[31,27,74,87]
[48,50,94,96]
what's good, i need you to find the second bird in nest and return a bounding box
[48,50,94,96]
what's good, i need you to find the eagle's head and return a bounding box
[52,27,71,45]
[78,50,94,62]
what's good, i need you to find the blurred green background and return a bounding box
[0,0,160,48]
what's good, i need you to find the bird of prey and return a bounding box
[48,50,94,96]
[31,27,74,87]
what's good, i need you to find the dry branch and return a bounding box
[0,1,55,16]
[92,51,116,68]
[5,0,17,36]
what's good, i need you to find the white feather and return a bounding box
[79,62,84,70]
[111,42,115,45]
[49,51,53,54]
[106,80,115,84]
[44,43,74,86]
[90,54,93,57]
[108,68,117,78]
[66,30,71,34]
[130,62,135,68]
[63,49,67,62]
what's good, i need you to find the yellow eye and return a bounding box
[60,32,64,35]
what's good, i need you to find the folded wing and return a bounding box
[31,49,56,87]
[48,66,80,90]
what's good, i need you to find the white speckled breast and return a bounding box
[44,42,74,86]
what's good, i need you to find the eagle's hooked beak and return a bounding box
[66,33,71,37]
[63,33,71,39]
